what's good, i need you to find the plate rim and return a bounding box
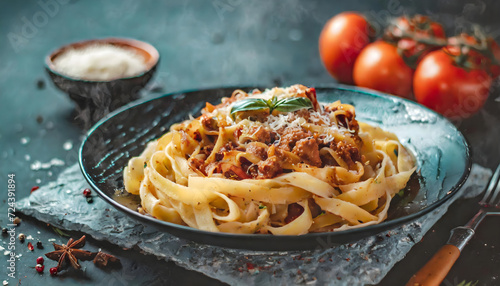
[79,84,472,247]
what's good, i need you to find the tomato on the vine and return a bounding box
[414,49,492,118]
[487,37,500,78]
[387,15,445,40]
[319,12,372,84]
[353,40,414,97]
[385,15,446,66]
[446,34,492,70]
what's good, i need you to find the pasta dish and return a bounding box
[123,85,415,235]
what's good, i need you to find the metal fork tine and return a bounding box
[492,183,500,208]
[479,163,500,206]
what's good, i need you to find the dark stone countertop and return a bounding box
[1,0,499,285]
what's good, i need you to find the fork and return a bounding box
[407,164,500,286]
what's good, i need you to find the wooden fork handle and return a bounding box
[406,227,475,286]
[406,244,460,286]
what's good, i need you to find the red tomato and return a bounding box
[414,49,492,118]
[353,41,414,97]
[319,12,372,84]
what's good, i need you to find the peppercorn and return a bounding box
[18,233,26,243]
[36,256,44,265]
[36,241,43,249]
[83,188,92,197]
[35,264,44,273]
[49,267,58,276]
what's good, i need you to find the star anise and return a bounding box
[45,235,96,270]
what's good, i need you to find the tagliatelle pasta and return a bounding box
[123,85,416,235]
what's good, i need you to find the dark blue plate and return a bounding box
[79,85,471,251]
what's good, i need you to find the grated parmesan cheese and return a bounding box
[309,111,331,125]
[265,113,305,130]
[53,44,147,81]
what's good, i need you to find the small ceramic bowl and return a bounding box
[45,38,160,129]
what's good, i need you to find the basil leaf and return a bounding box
[230,96,313,118]
[230,98,269,117]
[269,96,279,107]
[274,97,313,113]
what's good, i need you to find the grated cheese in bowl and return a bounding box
[53,44,147,81]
